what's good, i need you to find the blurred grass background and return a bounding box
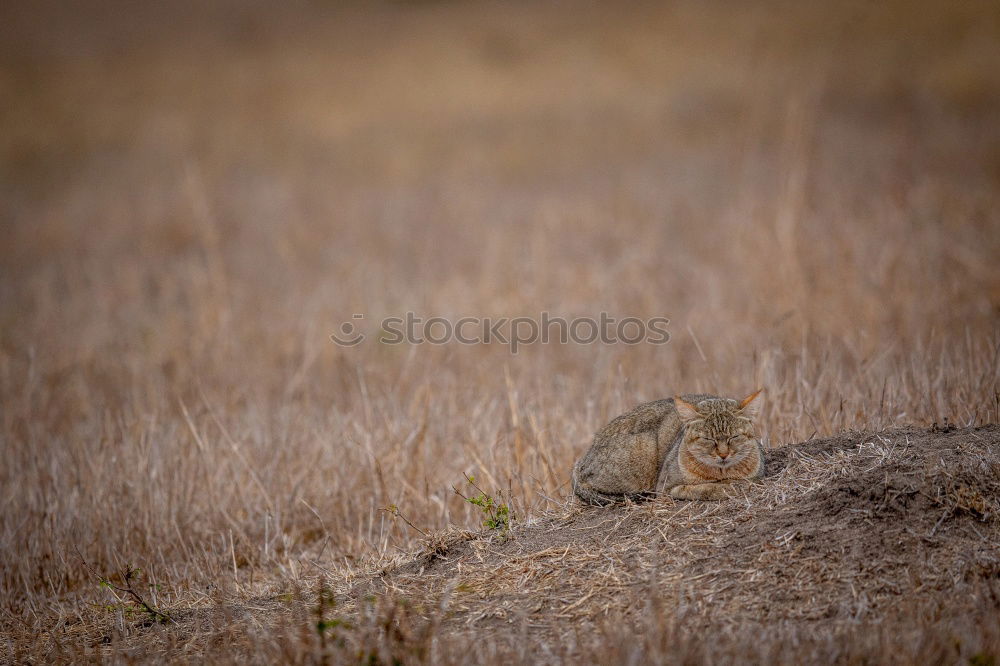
[2,0,1000,657]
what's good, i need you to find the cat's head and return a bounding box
[674,390,763,469]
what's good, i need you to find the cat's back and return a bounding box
[594,394,717,441]
[594,398,675,441]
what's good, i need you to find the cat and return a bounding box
[572,390,763,503]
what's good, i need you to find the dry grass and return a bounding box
[2,0,1000,662]
[332,425,1000,664]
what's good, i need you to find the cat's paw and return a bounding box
[669,483,731,501]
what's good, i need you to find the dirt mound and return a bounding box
[342,425,1000,659]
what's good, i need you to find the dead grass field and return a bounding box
[2,0,1000,662]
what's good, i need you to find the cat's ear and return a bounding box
[737,388,764,420]
[674,397,701,422]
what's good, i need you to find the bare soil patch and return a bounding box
[341,424,1000,661]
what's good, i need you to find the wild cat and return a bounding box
[572,390,764,503]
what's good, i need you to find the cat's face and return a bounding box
[675,391,762,469]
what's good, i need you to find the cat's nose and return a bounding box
[718,450,730,460]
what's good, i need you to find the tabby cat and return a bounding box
[572,390,764,503]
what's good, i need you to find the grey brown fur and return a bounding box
[572,392,764,503]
